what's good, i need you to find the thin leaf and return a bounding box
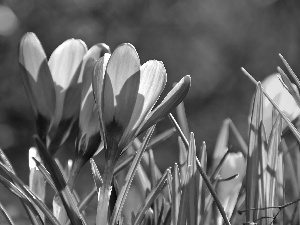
[78,186,97,211]
[0,203,14,225]
[171,163,181,225]
[177,166,191,225]
[279,54,300,90]
[169,113,231,225]
[0,148,15,173]
[147,128,176,149]
[32,157,57,193]
[242,68,300,145]
[176,101,190,139]
[246,82,263,222]
[0,174,44,225]
[257,122,268,222]
[187,133,197,225]
[264,115,282,224]
[0,161,60,225]
[133,169,170,225]
[110,125,156,225]
[34,135,85,225]
[90,158,103,193]
[277,67,300,108]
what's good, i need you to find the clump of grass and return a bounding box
[0,33,300,225]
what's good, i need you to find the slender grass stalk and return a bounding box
[168,113,231,225]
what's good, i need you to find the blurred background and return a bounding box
[0,0,300,222]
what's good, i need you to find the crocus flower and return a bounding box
[68,43,110,189]
[260,73,300,137]
[19,32,87,154]
[93,43,191,225]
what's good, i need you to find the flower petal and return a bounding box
[261,73,300,137]
[77,44,110,157]
[93,54,111,148]
[19,32,56,130]
[120,60,166,148]
[49,39,87,90]
[103,44,140,133]
[79,43,110,96]
[49,39,87,125]
[139,75,191,134]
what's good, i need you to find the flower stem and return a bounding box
[96,140,118,225]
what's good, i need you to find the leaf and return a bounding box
[0,203,14,225]
[0,174,44,225]
[133,169,170,225]
[264,115,282,224]
[110,125,156,225]
[90,158,103,193]
[177,167,191,225]
[147,128,176,149]
[0,148,15,173]
[78,186,97,212]
[171,163,181,225]
[0,161,60,225]
[187,133,197,225]
[169,113,231,225]
[279,54,300,90]
[175,101,190,139]
[34,135,85,225]
[277,67,300,108]
[245,82,263,222]
[32,157,57,193]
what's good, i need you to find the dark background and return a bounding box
[0,0,300,222]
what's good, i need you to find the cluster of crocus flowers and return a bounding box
[19,32,191,224]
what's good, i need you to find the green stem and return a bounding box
[96,140,118,225]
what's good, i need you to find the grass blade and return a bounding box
[176,101,190,139]
[277,67,300,108]
[90,158,103,193]
[0,203,14,225]
[110,125,156,225]
[169,113,231,225]
[279,54,300,90]
[147,128,176,149]
[34,135,85,225]
[246,82,263,222]
[0,174,44,225]
[0,161,60,225]
[133,169,170,225]
[171,163,181,225]
[187,133,197,225]
[32,157,57,193]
